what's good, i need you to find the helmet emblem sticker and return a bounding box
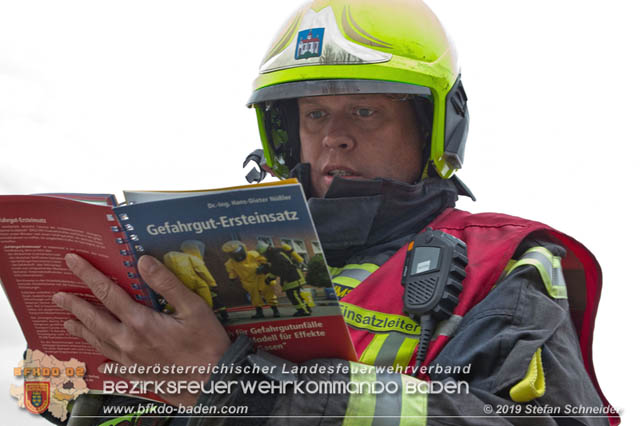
[260,6,391,73]
[295,28,325,60]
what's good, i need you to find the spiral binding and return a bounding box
[115,235,139,245]
[109,212,147,302]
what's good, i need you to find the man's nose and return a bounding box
[322,115,355,151]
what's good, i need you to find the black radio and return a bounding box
[402,228,467,373]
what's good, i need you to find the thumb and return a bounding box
[137,255,205,315]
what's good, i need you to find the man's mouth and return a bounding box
[323,165,361,178]
[328,169,359,177]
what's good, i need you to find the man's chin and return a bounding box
[316,175,376,198]
[322,174,365,190]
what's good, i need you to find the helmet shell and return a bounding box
[248,0,468,180]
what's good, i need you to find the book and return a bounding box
[0,179,356,404]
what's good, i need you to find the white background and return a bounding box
[1,0,637,424]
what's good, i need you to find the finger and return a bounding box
[53,292,121,337]
[137,255,205,315]
[65,253,143,322]
[63,319,123,363]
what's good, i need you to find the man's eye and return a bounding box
[307,110,327,119]
[354,108,375,117]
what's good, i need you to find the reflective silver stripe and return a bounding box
[522,250,552,272]
[337,267,375,283]
[333,264,379,290]
[552,256,567,289]
[507,247,568,299]
[374,332,407,366]
[344,263,380,274]
[372,372,403,426]
[431,315,463,341]
[333,275,361,289]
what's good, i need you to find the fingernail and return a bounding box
[52,293,64,307]
[63,320,73,331]
[65,253,79,269]
[97,364,106,374]
[139,255,161,274]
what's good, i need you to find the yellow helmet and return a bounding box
[247,0,468,182]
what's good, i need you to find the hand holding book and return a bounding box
[52,253,231,406]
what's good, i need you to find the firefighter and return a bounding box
[280,242,305,266]
[55,0,616,424]
[256,241,310,316]
[198,0,615,423]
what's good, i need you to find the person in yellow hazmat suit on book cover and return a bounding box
[162,240,229,323]
[222,240,280,319]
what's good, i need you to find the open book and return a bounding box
[0,179,355,405]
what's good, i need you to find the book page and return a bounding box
[0,196,144,391]
[123,178,298,204]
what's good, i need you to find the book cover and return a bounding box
[116,180,354,363]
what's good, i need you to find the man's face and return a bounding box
[298,94,424,198]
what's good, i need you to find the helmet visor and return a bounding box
[230,245,247,262]
[248,79,431,106]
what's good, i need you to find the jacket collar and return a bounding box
[308,176,462,266]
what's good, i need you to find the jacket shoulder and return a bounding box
[431,208,550,231]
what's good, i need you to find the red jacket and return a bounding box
[342,208,618,425]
